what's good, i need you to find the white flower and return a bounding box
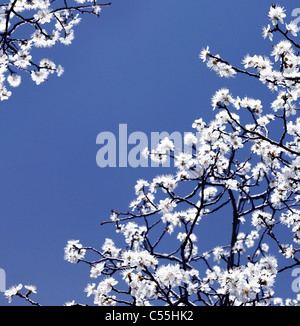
[286,22,300,37]
[271,40,293,62]
[60,29,75,45]
[142,147,149,159]
[134,179,149,195]
[31,69,49,85]
[5,284,23,303]
[0,86,12,101]
[12,50,32,69]
[211,88,233,110]
[282,244,295,259]
[192,118,206,131]
[158,198,176,214]
[39,58,56,73]
[150,174,177,193]
[101,238,120,258]
[174,152,196,170]
[31,29,58,47]
[268,5,286,26]
[65,300,76,306]
[84,283,96,297]
[155,264,190,289]
[92,277,118,306]
[217,62,236,78]
[252,210,274,230]
[34,9,53,24]
[56,65,64,77]
[212,246,228,263]
[199,46,210,62]
[202,186,218,201]
[184,132,197,146]
[93,5,102,15]
[64,240,86,263]
[156,137,175,153]
[7,74,21,87]
[24,285,37,294]
[122,250,158,271]
[90,263,105,279]
[262,24,273,41]
[224,179,239,191]
[261,243,269,253]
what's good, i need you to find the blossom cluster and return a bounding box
[6,4,300,306]
[4,284,39,305]
[0,0,110,100]
[200,5,300,95]
[59,5,300,306]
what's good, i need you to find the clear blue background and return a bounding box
[0,0,299,305]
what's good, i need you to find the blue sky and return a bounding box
[0,0,299,305]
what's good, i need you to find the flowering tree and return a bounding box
[0,0,111,100]
[5,4,300,306]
